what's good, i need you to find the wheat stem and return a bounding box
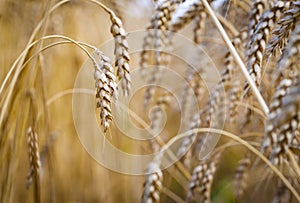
[161,187,185,203]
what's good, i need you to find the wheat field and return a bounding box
[0,0,300,202]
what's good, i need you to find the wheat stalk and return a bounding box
[201,0,269,116]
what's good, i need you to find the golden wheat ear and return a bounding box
[93,52,115,133]
[245,1,291,91]
[267,1,300,56]
[110,15,131,97]
[27,127,41,202]
[141,162,163,203]
[186,152,221,203]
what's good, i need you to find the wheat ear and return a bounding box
[143,0,183,107]
[27,127,41,202]
[247,0,269,49]
[170,0,205,33]
[262,24,300,165]
[142,162,163,203]
[246,1,291,89]
[149,92,171,152]
[186,152,220,203]
[110,15,131,96]
[94,52,116,133]
[267,1,300,56]
[272,180,293,203]
[234,152,252,199]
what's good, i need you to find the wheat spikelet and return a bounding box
[246,1,291,89]
[228,81,242,123]
[181,68,205,130]
[110,15,131,96]
[222,30,247,123]
[186,152,220,203]
[272,181,293,203]
[95,50,118,99]
[140,0,182,75]
[193,9,207,44]
[170,0,204,33]
[247,0,269,49]
[199,162,216,203]
[190,70,205,101]
[223,30,248,86]
[27,127,41,201]
[204,79,226,131]
[267,1,300,56]
[177,113,202,160]
[177,108,206,166]
[234,153,251,200]
[142,162,163,203]
[94,52,115,133]
[149,92,171,152]
[186,162,208,202]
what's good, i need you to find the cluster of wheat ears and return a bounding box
[1,0,300,202]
